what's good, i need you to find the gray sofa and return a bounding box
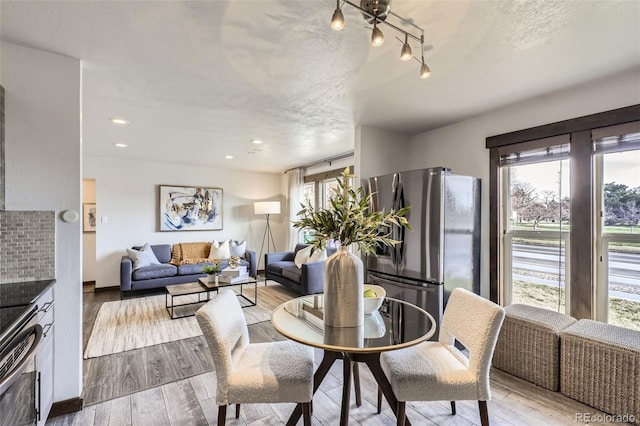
[120,244,257,298]
[265,243,336,295]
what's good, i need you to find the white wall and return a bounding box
[355,126,410,181]
[82,179,97,282]
[2,42,82,402]
[405,68,640,298]
[83,156,284,287]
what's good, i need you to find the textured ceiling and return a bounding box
[1,1,639,173]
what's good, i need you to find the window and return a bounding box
[488,107,640,329]
[500,140,570,313]
[301,166,354,243]
[594,126,640,330]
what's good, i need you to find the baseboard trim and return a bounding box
[82,280,96,286]
[49,397,83,418]
[94,285,119,293]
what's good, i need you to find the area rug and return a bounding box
[84,292,271,359]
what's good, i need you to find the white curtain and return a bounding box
[286,168,304,251]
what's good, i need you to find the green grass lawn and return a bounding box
[512,280,640,331]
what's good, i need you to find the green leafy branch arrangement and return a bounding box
[292,168,412,255]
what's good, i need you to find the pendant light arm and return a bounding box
[342,0,423,44]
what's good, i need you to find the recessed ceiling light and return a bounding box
[251,139,263,145]
[109,117,129,126]
[114,143,128,148]
[225,155,234,159]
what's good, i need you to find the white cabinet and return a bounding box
[35,286,54,426]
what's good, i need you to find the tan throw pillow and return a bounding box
[209,240,231,260]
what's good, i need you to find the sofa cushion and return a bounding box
[282,266,302,283]
[132,264,177,280]
[150,244,172,264]
[266,261,295,275]
[178,262,212,275]
[128,243,161,270]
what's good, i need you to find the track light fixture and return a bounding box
[400,33,412,61]
[420,57,431,79]
[331,0,345,31]
[331,0,431,79]
[371,20,384,47]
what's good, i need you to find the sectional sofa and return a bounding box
[120,242,257,298]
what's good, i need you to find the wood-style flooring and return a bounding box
[47,282,628,425]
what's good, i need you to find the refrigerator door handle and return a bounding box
[369,271,440,291]
[392,176,406,267]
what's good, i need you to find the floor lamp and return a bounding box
[255,201,281,281]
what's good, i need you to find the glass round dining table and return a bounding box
[271,294,436,426]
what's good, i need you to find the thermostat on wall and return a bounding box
[61,210,79,223]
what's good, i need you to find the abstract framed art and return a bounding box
[159,185,223,231]
[83,203,97,232]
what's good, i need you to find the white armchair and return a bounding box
[380,288,505,426]
[196,289,314,425]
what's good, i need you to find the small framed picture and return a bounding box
[83,203,97,232]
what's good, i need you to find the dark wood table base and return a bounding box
[285,350,411,426]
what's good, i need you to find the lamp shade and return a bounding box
[254,201,281,215]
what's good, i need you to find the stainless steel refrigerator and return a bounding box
[365,167,481,338]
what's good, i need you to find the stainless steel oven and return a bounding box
[0,305,42,426]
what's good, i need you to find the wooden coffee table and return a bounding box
[165,277,258,319]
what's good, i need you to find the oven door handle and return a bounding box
[0,324,43,396]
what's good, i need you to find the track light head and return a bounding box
[400,34,412,61]
[371,21,384,47]
[331,2,345,31]
[420,59,431,79]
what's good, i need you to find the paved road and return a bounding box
[512,243,640,301]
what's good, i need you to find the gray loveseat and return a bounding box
[120,243,257,298]
[265,243,337,295]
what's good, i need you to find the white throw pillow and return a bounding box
[126,243,161,270]
[229,240,246,257]
[294,245,312,268]
[294,246,327,268]
[309,248,327,263]
[209,239,231,260]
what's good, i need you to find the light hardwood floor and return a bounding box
[47,282,628,425]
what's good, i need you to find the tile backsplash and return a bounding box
[0,210,55,283]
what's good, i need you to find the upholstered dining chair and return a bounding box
[379,288,505,426]
[196,289,314,426]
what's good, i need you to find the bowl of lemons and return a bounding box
[363,284,386,315]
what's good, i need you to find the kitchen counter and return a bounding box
[0,279,55,343]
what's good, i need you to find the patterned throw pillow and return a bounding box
[126,243,161,270]
[229,240,246,258]
[208,240,231,260]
